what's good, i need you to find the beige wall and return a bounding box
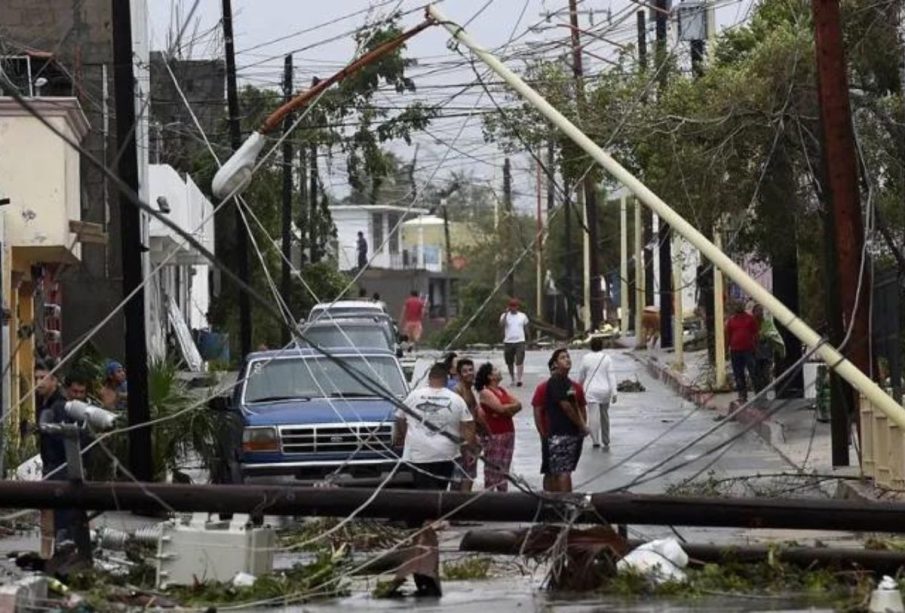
[0,110,83,258]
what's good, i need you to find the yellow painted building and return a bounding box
[0,97,89,459]
[401,214,484,273]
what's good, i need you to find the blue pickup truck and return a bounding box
[218,347,410,485]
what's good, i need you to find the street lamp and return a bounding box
[211,17,437,201]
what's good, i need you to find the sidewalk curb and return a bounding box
[630,350,796,466]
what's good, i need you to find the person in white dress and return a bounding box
[577,336,618,449]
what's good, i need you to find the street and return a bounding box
[414,347,791,497]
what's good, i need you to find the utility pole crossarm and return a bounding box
[425,3,905,429]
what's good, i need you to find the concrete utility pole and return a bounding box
[280,54,293,346]
[111,0,152,481]
[655,0,673,348]
[441,199,453,319]
[221,0,252,358]
[634,199,645,340]
[714,226,727,389]
[620,195,630,335]
[503,157,515,299]
[536,159,544,318]
[811,0,870,466]
[568,0,604,331]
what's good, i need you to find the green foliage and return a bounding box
[279,518,408,553]
[196,16,435,358]
[442,556,494,580]
[66,548,349,609]
[601,557,874,608]
[482,0,905,337]
[96,359,228,482]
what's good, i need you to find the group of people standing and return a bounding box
[393,335,618,495]
[725,301,787,402]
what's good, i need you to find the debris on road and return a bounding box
[617,378,646,393]
[616,538,688,584]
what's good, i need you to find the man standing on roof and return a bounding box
[500,298,529,387]
[400,290,426,346]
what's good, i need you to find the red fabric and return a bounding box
[531,379,586,436]
[402,296,424,322]
[726,312,758,352]
[480,387,516,435]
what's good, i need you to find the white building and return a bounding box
[147,164,214,368]
[330,204,428,271]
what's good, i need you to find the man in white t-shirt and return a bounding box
[394,362,475,490]
[499,298,530,387]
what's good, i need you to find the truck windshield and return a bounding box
[243,355,406,403]
[300,325,391,350]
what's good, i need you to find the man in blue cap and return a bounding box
[100,360,128,411]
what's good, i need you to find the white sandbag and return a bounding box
[616,538,688,584]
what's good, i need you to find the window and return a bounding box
[387,213,400,254]
[371,213,384,254]
[243,355,407,402]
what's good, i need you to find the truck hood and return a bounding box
[241,397,397,426]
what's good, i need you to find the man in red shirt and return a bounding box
[400,290,426,345]
[725,301,759,402]
[532,350,588,492]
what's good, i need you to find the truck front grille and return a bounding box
[279,422,394,454]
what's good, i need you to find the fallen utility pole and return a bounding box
[811,0,870,466]
[426,3,905,431]
[9,482,905,532]
[460,528,905,575]
[111,0,152,481]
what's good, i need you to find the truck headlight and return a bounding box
[242,427,279,453]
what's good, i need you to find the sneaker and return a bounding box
[516,381,523,387]
[592,443,601,448]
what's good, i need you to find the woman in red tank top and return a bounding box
[475,362,521,491]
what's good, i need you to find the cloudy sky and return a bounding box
[146,0,752,209]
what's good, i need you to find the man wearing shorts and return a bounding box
[533,353,587,492]
[401,290,426,345]
[543,348,589,492]
[499,298,529,387]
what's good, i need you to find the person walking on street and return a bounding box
[543,348,589,492]
[475,362,521,491]
[499,298,529,387]
[400,290,426,346]
[356,231,368,270]
[578,336,618,449]
[725,301,758,403]
[394,362,475,491]
[752,304,786,393]
[453,358,485,492]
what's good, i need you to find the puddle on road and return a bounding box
[294,576,835,612]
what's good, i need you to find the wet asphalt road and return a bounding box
[415,347,791,498]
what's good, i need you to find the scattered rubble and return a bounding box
[617,378,646,393]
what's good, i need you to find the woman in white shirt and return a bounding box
[578,336,618,449]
